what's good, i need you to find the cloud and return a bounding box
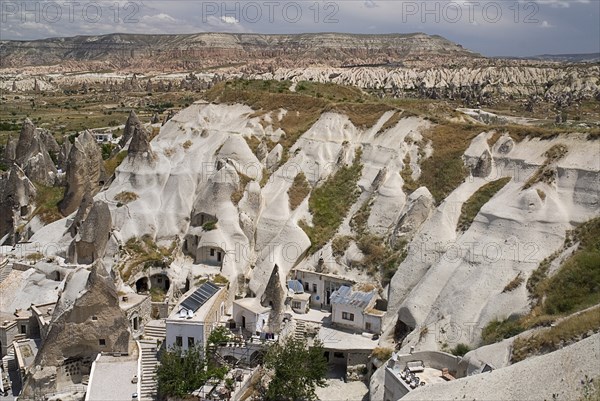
[525,0,590,8]
[540,20,554,28]
[220,16,239,24]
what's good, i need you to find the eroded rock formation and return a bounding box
[67,200,112,264]
[22,262,131,396]
[59,131,106,216]
[13,118,57,185]
[0,164,36,242]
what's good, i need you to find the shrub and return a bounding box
[202,220,217,231]
[450,343,471,357]
[372,347,393,361]
[182,140,193,149]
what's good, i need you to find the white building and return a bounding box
[330,286,385,334]
[287,280,310,314]
[232,297,270,334]
[291,268,354,310]
[165,282,227,352]
[93,132,113,143]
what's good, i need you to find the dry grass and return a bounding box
[371,347,393,361]
[231,172,251,205]
[487,131,503,147]
[287,172,311,210]
[536,189,547,201]
[332,235,352,257]
[502,272,524,293]
[376,111,403,135]
[114,191,139,204]
[523,144,568,189]
[330,102,392,129]
[400,154,419,194]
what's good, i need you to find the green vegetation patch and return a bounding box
[457,177,511,232]
[482,217,600,348]
[300,149,363,254]
[417,123,483,204]
[511,307,600,363]
[287,172,311,211]
[104,150,127,177]
[33,183,64,224]
[118,235,176,281]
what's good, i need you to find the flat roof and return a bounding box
[233,297,271,315]
[387,364,447,390]
[168,283,225,322]
[293,268,355,283]
[86,355,138,401]
[14,339,40,370]
[292,292,311,301]
[118,293,148,310]
[317,325,378,351]
[330,286,375,309]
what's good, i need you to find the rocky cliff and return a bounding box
[0,32,480,70]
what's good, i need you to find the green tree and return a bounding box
[156,346,207,398]
[208,325,231,346]
[263,338,328,401]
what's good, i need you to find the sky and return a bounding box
[0,0,599,57]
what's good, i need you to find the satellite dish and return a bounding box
[187,309,194,319]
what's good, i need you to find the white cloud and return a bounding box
[540,20,554,28]
[220,16,239,24]
[526,0,590,8]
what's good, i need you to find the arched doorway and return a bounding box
[136,277,149,293]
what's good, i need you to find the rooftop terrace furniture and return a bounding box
[406,360,425,373]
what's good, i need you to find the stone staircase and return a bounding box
[0,262,12,284]
[294,320,306,341]
[139,340,160,401]
[2,347,16,373]
[143,320,166,340]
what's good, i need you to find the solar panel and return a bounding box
[180,281,220,312]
